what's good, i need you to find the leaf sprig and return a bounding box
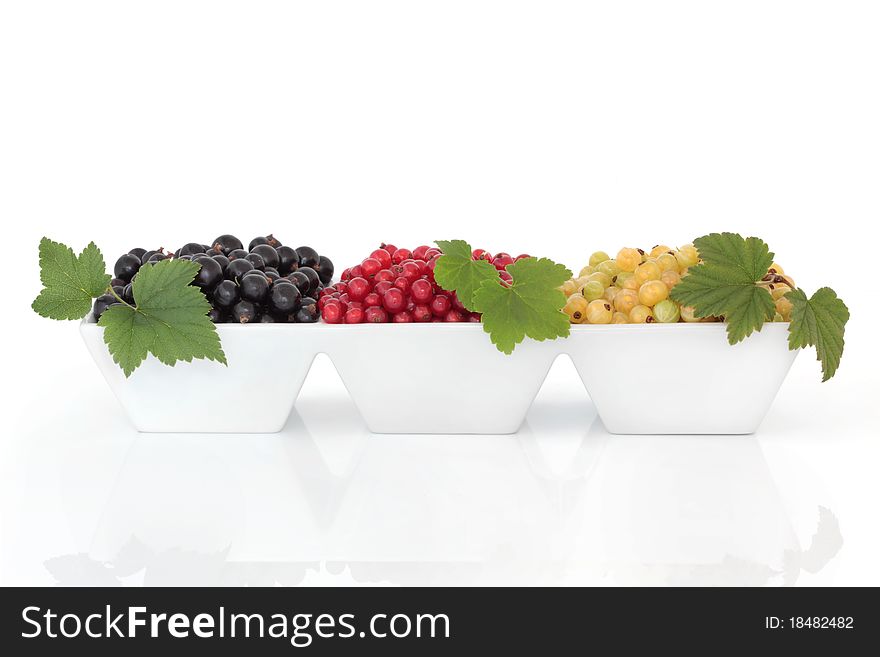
[434,239,572,354]
[32,237,226,377]
[32,238,111,320]
[786,287,850,381]
[670,232,849,381]
[433,240,498,312]
[99,259,226,377]
[669,232,776,344]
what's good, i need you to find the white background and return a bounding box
[1,0,878,586]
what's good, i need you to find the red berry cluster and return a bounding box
[318,245,527,324]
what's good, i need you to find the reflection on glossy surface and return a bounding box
[588,434,841,586]
[0,356,847,586]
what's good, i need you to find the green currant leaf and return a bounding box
[98,259,226,377]
[433,239,499,311]
[32,237,111,320]
[786,287,849,382]
[472,257,572,354]
[670,232,776,344]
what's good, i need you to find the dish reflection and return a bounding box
[579,433,842,586]
[43,389,841,586]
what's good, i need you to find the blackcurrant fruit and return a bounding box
[269,281,302,314]
[298,266,320,294]
[260,313,278,323]
[299,296,317,316]
[178,254,193,261]
[245,253,266,270]
[227,248,248,261]
[193,255,223,289]
[212,234,243,254]
[92,294,119,320]
[128,247,147,259]
[316,255,334,284]
[212,254,230,270]
[242,269,268,280]
[225,259,255,281]
[294,299,319,323]
[110,277,126,288]
[112,285,125,297]
[207,307,225,323]
[264,268,281,283]
[248,236,269,250]
[233,300,258,324]
[240,273,269,303]
[250,244,280,269]
[122,283,135,304]
[114,253,141,282]
[178,242,206,257]
[287,271,310,295]
[147,252,167,263]
[266,234,282,247]
[276,246,298,275]
[296,246,320,268]
[140,250,160,265]
[212,279,240,308]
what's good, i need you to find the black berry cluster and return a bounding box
[93,234,333,324]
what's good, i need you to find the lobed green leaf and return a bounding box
[692,232,775,281]
[670,232,775,344]
[433,239,499,312]
[472,257,572,354]
[98,259,226,377]
[786,287,849,381]
[32,237,111,320]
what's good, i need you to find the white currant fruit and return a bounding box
[614,271,633,288]
[629,304,654,323]
[660,269,681,291]
[771,283,791,300]
[656,253,678,272]
[649,244,672,258]
[586,299,614,324]
[775,296,793,320]
[564,294,588,323]
[588,271,612,288]
[621,275,639,291]
[653,299,681,323]
[616,247,642,273]
[638,280,668,306]
[596,259,621,278]
[675,244,699,269]
[613,288,639,314]
[589,251,610,267]
[680,305,701,322]
[634,260,662,285]
[581,280,605,301]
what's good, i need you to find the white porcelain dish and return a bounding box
[80,319,321,433]
[325,324,559,434]
[567,323,798,434]
[81,319,798,435]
